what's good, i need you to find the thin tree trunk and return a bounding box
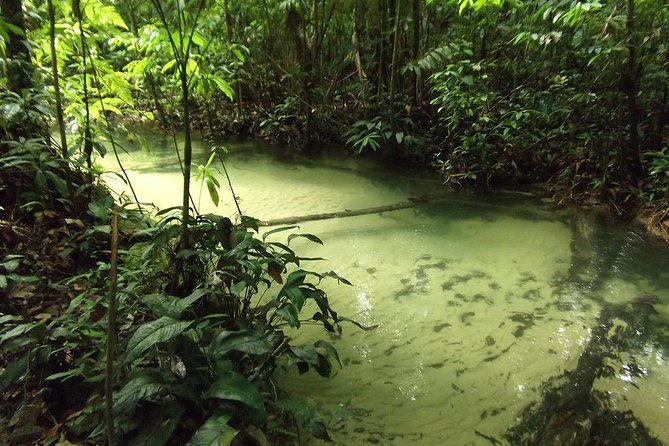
[224,0,242,117]
[104,210,120,446]
[178,67,193,277]
[388,0,402,134]
[73,0,93,168]
[625,0,643,177]
[411,0,420,106]
[377,0,386,94]
[353,0,367,81]
[1,0,32,92]
[47,0,67,157]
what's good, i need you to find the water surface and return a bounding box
[101,128,669,445]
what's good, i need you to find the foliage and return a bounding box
[0,136,350,444]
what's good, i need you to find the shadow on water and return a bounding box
[505,295,668,446]
[567,211,669,296]
[499,211,669,446]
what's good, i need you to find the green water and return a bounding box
[101,128,669,445]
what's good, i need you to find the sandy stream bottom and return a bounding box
[101,141,669,445]
[277,210,668,445]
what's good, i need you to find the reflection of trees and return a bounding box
[506,296,667,446]
[566,211,657,293]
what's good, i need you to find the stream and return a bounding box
[100,127,669,445]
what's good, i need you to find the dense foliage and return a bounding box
[1,0,669,443]
[0,0,353,444]
[5,0,668,211]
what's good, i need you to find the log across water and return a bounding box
[257,196,430,227]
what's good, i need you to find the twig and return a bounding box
[105,210,120,446]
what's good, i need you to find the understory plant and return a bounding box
[102,212,348,444]
[0,122,350,444]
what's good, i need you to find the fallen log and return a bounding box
[257,197,427,227]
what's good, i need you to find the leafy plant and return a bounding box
[90,212,350,444]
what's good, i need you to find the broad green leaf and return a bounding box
[206,178,220,207]
[0,352,30,391]
[290,345,318,364]
[186,59,199,77]
[314,340,342,367]
[282,287,305,311]
[209,330,274,357]
[0,315,21,325]
[3,259,20,272]
[277,303,300,328]
[0,346,49,392]
[142,289,207,318]
[125,317,192,363]
[203,373,264,412]
[231,47,245,62]
[186,412,238,446]
[0,322,44,345]
[191,32,207,48]
[161,59,177,74]
[113,372,168,414]
[230,280,246,297]
[210,75,235,100]
[283,270,311,288]
[129,402,184,446]
[179,289,208,311]
[142,293,182,318]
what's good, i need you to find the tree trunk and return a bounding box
[73,0,93,169]
[377,0,386,94]
[47,0,67,157]
[388,0,402,135]
[624,0,643,178]
[1,0,32,92]
[178,67,193,285]
[224,0,242,117]
[352,0,367,81]
[411,0,420,106]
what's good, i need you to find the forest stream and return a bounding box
[101,128,669,445]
